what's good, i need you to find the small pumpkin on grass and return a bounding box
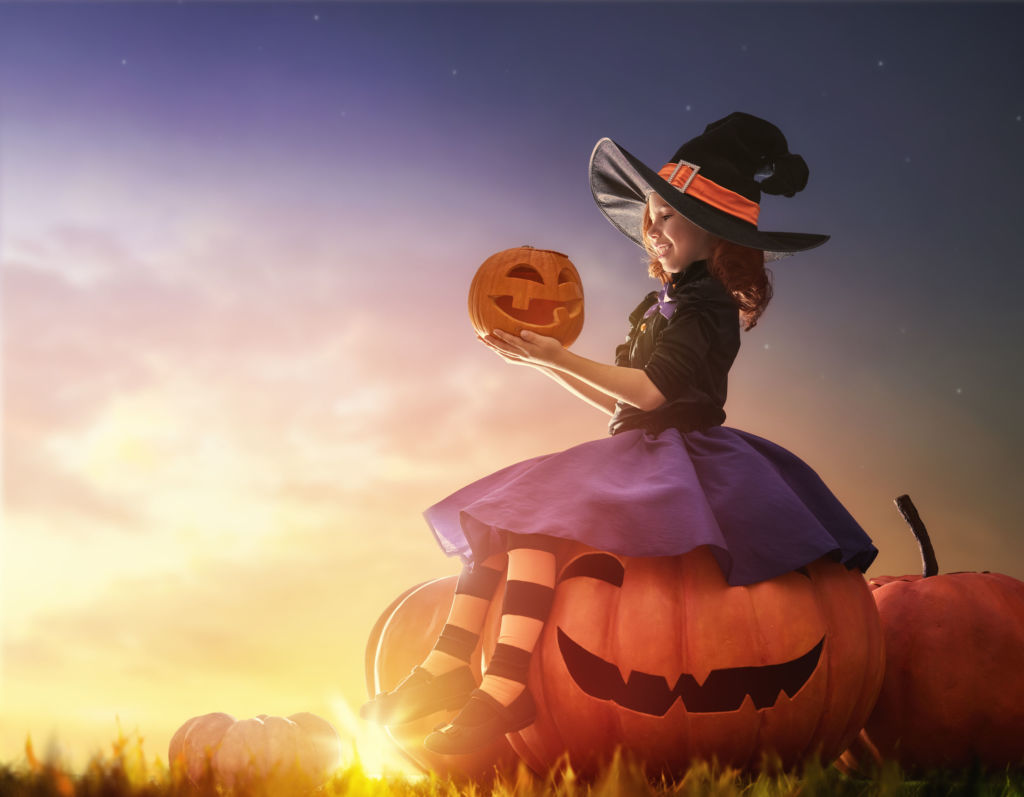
[840,495,1024,773]
[169,711,234,785]
[468,246,584,346]
[169,711,342,792]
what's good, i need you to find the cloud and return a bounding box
[1,219,602,638]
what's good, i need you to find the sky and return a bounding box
[2,0,1023,773]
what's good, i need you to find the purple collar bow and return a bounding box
[643,283,678,321]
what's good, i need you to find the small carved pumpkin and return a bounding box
[841,496,1024,773]
[169,711,342,792]
[468,246,584,346]
[364,576,519,779]
[481,544,884,775]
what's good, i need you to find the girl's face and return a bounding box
[645,194,716,274]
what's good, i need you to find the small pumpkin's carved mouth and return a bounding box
[492,296,583,327]
[556,628,825,716]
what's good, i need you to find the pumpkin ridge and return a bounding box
[822,570,860,759]
[960,574,1024,756]
[739,577,766,767]
[607,558,629,761]
[848,575,883,756]
[828,567,883,759]
[675,555,695,760]
[800,566,834,760]
[837,571,880,758]
[793,565,839,761]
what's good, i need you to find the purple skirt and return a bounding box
[423,427,877,586]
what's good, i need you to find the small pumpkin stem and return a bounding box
[894,494,939,577]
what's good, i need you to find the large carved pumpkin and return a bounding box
[169,711,342,792]
[481,543,884,775]
[364,576,519,779]
[841,496,1024,773]
[468,246,584,346]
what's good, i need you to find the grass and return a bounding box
[2,733,1023,797]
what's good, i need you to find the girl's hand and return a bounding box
[485,328,564,367]
[478,333,532,366]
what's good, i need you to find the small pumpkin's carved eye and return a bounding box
[559,553,625,587]
[557,269,574,284]
[507,265,544,283]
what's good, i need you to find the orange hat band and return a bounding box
[657,162,760,226]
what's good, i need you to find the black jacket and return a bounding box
[608,260,741,436]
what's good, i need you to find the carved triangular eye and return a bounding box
[559,553,625,586]
[557,269,574,284]
[507,265,544,283]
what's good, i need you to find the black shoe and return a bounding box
[422,688,535,755]
[360,666,476,725]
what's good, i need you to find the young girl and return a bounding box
[362,112,877,755]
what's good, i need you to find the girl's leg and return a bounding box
[421,552,507,675]
[361,552,506,724]
[478,541,556,705]
[424,533,557,754]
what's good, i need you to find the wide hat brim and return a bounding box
[589,137,829,257]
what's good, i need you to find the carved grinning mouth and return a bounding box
[556,628,825,716]
[492,296,582,327]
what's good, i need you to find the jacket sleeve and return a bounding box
[614,292,658,367]
[642,281,736,402]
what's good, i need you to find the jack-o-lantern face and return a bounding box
[553,554,824,716]
[468,246,584,346]
[552,553,823,712]
[481,545,884,776]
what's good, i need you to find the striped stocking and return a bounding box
[420,552,507,676]
[478,533,557,706]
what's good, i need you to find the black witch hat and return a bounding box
[589,112,829,258]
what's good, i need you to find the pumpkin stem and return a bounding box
[894,494,939,577]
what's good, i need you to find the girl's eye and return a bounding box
[662,214,673,221]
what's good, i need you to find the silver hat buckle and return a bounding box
[667,159,701,194]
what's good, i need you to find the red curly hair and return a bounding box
[641,200,773,331]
